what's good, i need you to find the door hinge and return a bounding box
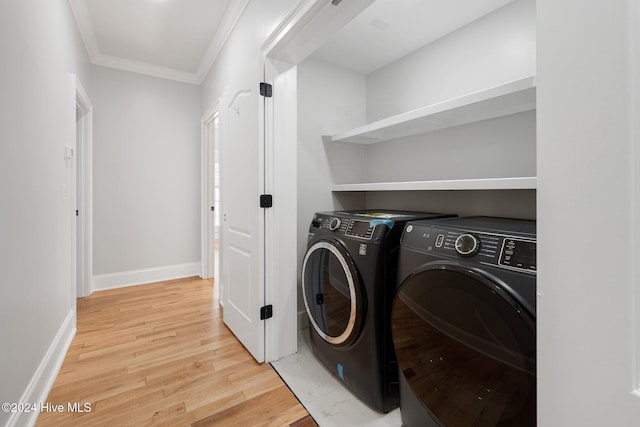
[260,194,273,208]
[260,304,273,320]
[259,82,272,98]
[76,210,79,216]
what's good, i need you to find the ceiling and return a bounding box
[69,0,250,84]
[310,0,514,75]
[69,0,515,85]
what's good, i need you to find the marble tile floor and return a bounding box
[271,329,402,427]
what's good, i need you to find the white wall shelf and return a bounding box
[331,76,536,144]
[331,177,537,192]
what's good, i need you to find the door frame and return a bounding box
[260,0,373,362]
[263,60,299,361]
[204,0,374,363]
[201,103,220,281]
[73,75,93,298]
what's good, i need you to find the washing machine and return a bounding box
[392,217,536,426]
[301,210,455,412]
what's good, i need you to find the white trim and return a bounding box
[6,311,76,427]
[67,0,99,62]
[331,177,537,192]
[261,0,325,56]
[262,0,375,65]
[92,263,201,291]
[331,76,536,144]
[263,62,298,362]
[75,76,94,298]
[92,53,201,85]
[196,0,251,81]
[260,0,374,361]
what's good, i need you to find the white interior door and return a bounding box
[221,54,265,362]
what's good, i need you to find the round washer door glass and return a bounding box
[392,265,536,426]
[302,240,363,346]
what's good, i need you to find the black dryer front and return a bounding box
[392,216,536,426]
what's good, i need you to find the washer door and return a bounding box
[302,239,364,346]
[392,264,535,426]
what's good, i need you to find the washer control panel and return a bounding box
[345,220,375,239]
[403,224,536,274]
[311,214,375,240]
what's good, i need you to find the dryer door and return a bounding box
[302,239,364,346]
[392,264,535,426]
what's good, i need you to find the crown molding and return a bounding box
[68,0,99,62]
[68,0,249,85]
[196,0,251,82]
[92,54,201,85]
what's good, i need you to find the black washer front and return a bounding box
[302,238,365,347]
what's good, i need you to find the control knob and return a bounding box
[328,217,342,231]
[455,233,479,256]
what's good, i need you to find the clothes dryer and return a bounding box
[392,217,536,426]
[302,210,454,412]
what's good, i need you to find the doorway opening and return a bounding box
[202,109,221,299]
[74,77,93,298]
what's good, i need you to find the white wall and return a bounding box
[366,0,536,122]
[200,0,298,111]
[365,111,536,183]
[296,58,368,322]
[359,0,536,219]
[91,66,201,283]
[537,0,640,424]
[0,0,91,425]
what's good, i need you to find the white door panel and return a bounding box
[221,54,265,362]
[227,244,252,319]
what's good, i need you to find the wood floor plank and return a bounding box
[191,384,309,427]
[290,415,319,427]
[36,277,310,426]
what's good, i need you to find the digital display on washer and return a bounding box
[499,238,536,272]
[346,220,374,239]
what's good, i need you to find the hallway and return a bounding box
[37,277,313,426]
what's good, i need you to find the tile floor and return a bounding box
[271,329,402,427]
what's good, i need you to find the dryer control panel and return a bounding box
[499,238,536,272]
[402,223,536,274]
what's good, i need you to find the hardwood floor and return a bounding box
[37,277,313,426]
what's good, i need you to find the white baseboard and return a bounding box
[92,262,201,292]
[7,310,76,427]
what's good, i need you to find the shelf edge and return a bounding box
[331,177,538,192]
[332,76,536,144]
